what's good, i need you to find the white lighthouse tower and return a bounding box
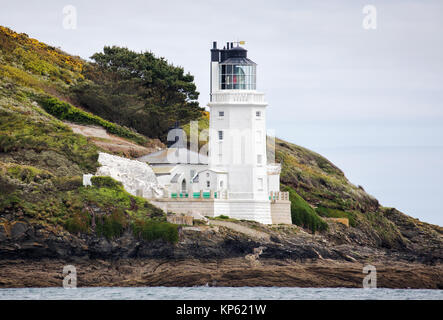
[140,42,291,225]
[207,41,275,224]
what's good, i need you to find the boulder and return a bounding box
[10,222,28,240]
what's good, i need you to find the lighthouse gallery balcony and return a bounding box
[210,90,266,105]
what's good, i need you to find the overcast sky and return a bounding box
[1,0,442,225]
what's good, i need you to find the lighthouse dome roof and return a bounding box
[220,56,256,65]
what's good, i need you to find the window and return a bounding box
[256,111,261,117]
[218,111,224,117]
[206,172,210,177]
[206,181,210,188]
[258,178,263,191]
[257,154,263,165]
[220,64,256,90]
[190,169,195,178]
[218,130,223,140]
[220,181,224,188]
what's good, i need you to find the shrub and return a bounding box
[6,163,52,183]
[65,211,91,234]
[91,176,123,189]
[95,210,127,239]
[132,219,178,243]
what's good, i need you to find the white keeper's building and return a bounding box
[138,42,291,224]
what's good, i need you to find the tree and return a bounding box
[70,46,203,141]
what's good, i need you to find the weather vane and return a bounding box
[233,40,246,47]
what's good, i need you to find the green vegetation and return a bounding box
[0,105,99,174]
[0,26,185,242]
[211,215,238,222]
[1,165,177,242]
[276,138,379,213]
[282,185,328,233]
[132,219,178,243]
[38,95,148,145]
[5,163,52,183]
[70,46,204,142]
[0,26,84,94]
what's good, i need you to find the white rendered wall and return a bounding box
[268,174,280,192]
[215,199,272,224]
[208,100,269,201]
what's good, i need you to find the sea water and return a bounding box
[0,287,442,300]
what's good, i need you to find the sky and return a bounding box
[1,0,442,225]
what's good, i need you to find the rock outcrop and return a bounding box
[96,152,166,198]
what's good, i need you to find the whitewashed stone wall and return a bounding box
[149,198,291,225]
[149,199,215,218]
[96,152,166,198]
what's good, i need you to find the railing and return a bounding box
[269,191,290,202]
[210,91,266,104]
[169,190,228,200]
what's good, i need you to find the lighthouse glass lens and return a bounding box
[220,64,256,90]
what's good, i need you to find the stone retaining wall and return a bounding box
[270,201,292,224]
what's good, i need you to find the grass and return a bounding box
[5,163,52,183]
[0,106,99,173]
[211,215,238,222]
[37,95,148,146]
[132,219,179,243]
[281,184,328,233]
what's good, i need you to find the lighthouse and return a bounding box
[207,41,275,224]
[140,41,291,225]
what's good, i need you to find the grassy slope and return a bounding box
[0,26,148,146]
[276,137,442,250]
[0,26,176,242]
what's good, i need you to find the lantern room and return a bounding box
[210,41,257,93]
